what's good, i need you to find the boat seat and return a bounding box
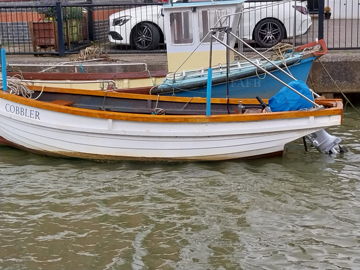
[244,108,263,114]
[50,100,74,106]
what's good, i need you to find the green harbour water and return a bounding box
[0,108,359,270]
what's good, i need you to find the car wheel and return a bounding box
[131,22,161,50]
[253,19,285,48]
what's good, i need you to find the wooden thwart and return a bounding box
[50,100,74,106]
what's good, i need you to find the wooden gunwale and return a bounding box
[28,85,256,104]
[0,91,343,123]
[29,85,153,95]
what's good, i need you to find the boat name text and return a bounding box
[5,104,40,120]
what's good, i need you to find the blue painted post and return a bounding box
[206,32,214,116]
[1,48,7,91]
[206,67,212,116]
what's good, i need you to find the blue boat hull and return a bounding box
[163,56,316,99]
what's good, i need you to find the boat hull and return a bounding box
[0,96,341,161]
[9,76,164,92]
[8,65,166,91]
[160,57,315,99]
[9,56,314,98]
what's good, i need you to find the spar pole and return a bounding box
[1,48,7,91]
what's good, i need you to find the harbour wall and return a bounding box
[308,51,360,97]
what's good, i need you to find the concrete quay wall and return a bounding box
[308,51,360,97]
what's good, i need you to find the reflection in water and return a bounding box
[0,109,360,270]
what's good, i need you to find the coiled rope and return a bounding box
[1,75,44,100]
[71,45,106,62]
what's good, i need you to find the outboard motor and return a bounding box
[306,129,344,154]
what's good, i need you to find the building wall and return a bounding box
[0,6,117,47]
[0,9,41,45]
[0,21,31,44]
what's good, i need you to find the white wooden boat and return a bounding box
[0,86,343,161]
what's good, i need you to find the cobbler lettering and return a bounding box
[5,104,40,120]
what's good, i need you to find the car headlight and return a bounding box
[112,15,131,26]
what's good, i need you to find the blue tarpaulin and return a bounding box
[268,80,314,112]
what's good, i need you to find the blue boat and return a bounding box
[152,52,317,98]
[153,1,327,99]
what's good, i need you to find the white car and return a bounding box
[108,0,312,50]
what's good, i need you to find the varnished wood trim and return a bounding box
[28,85,262,105]
[50,100,74,106]
[114,86,152,94]
[0,91,343,123]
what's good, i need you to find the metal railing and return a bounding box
[0,2,91,54]
[0,0,359,55]
[321,0,360,49]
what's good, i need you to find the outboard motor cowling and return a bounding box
[306,129,343,154]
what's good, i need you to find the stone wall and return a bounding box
[308,52,360,96]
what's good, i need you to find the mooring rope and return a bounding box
[71,45,106,61]
[1,75,34,98]
[318,59,360,115]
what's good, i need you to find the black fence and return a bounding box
[0,2,90,54]
[0,0,359,55]
[322,0,360,49]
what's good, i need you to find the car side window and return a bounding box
[170,11,193,44]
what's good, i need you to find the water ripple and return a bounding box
[1,110,360,269]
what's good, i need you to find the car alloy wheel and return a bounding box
[132,22,160,50]
[254,18,285,48]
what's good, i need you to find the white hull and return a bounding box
[0,99,341,161]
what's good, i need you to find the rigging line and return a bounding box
[172,31,212,79]
[212,35,320,108]
[229,32,299,82]
[180,97,193,111]
[38,58,106,73]
[318,59,360,116]
[172,5,242,79]
[32,85,45,100]
[171,6,255,82]
[101,89,111,111]
[228,33,324,97]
